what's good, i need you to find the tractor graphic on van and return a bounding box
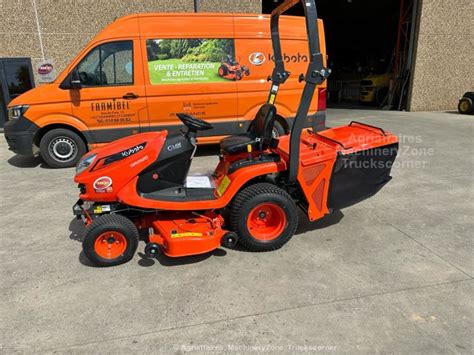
[218,55,250,81]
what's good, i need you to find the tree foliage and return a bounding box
[147,39,234,62]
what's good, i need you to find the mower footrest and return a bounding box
[141,186,216,202]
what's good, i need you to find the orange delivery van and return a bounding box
[4,13,327,168]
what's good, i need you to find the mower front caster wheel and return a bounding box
[82,214,139,267]
[230,183,299,252]
[221,231,238,248]
[144,242,162,258]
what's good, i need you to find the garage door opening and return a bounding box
[263,0,420,111]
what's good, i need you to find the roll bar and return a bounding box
[268,0,330,184]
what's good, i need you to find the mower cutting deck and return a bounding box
[72,0,398,267]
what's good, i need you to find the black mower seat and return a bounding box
[220,103,277,154]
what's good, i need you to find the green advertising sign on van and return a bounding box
[146,39,250,84]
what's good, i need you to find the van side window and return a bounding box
[76,41,133,86]
[146,39,240,84]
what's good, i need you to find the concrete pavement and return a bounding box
[0,109,472,353]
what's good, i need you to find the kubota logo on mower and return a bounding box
[121,144,145,157]
[93,176,112,191]
[249,52,266,66]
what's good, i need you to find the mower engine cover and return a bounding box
[74,132,167,201]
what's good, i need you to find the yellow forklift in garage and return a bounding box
[360,73,393,106]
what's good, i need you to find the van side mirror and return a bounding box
[60,70,82,90]
[70,70,82,90]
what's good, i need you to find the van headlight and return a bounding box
[76,153,96,175]
[8,105,29,120]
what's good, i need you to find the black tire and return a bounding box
[82,214,139,267]
[39,128,87,168]
[272,119,286,138]
[218,65,228,77]
[229,183,298,252]
[458,97,473,114]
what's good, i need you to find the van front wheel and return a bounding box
[39,128,87,168]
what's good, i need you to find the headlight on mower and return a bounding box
[8,105,29,120]
[76,153,96,175]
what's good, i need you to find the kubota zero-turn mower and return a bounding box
[73,0,398,267]
[218,55,250,81]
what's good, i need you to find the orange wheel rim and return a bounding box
[219,68,224,75]
[247,203,287,241]
[94,231,127,259]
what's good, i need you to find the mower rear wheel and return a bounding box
[230,183,298,252]
[82,214,139,267]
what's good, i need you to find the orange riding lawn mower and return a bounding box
[72,0,399,267]
[218,55,250,81]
